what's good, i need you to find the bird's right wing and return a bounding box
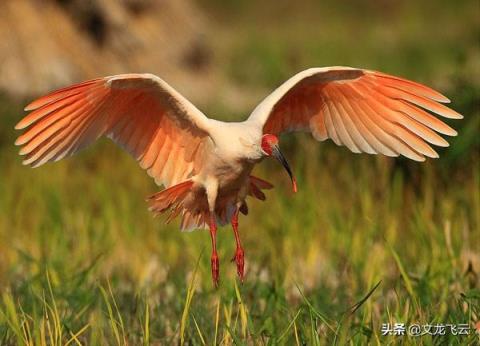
[15,74,213,187]
[248,67,462,161]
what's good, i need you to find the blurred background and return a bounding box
[0,0,478,344]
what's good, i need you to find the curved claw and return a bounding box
[231,247,245,282]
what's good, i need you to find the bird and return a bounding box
[14,66,463,287]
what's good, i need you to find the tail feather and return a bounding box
[248,175,273,201]
[249,176,274,190]
[147,180,194,215]
[147,175,274,231]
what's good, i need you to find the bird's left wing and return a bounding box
[15,74,213,187]
[248,67,462,161]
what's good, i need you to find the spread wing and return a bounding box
[15,73,213,187]
[248,67,462,161]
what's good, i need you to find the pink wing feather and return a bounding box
[249,67,462,161]
[15,74,212,187]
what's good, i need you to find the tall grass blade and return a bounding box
[387,244,417,304]
[99,285,122,346]
[180,251,202,346]
[277,308,302,342]
[191,313,206,346]
[348,280,382,315]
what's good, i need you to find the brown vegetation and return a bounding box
[0,0,214,101]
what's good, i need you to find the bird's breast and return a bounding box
[195,144,255,194]
[211,157,255,192]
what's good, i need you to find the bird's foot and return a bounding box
[231,247,245,282]
[211,252,219,288]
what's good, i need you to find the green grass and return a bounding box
[0,0,479,344]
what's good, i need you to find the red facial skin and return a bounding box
[261,133,297,193]
[261,134,279,155]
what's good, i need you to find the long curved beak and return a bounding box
[272,145,297,193]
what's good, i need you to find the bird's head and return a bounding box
[261,134,297,193]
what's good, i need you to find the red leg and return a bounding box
[209,213,219,288]
[231,208,245,282]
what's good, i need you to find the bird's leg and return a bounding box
[206,179,220,287]
[209,213,219,288]
[230,208,245,282]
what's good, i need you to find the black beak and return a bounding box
[272,145,297,193]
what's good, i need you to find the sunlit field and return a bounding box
[0,1,479,344]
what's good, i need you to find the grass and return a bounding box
[0,0,479,344]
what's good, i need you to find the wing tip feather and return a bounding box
[15,119,31,130]
[414,155,427,162]
[428,149,439,159]
[14,137,25,146]
[436,139,450,148]
[15,123,24,130]
[21,159,40,167]
[448,112,463,120]
[24,104,36,112]
[447,128,458,137]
